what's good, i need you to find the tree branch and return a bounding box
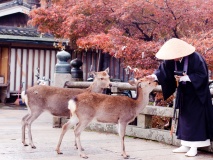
[132,22,153,41]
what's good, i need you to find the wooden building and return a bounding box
[0,0,58,102]
[0,0,129,103]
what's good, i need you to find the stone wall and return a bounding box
[86,105,213,153]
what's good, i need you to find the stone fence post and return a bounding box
[53,50,83,127]
[53,50,71,127]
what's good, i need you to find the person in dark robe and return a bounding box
[147,38,213,157]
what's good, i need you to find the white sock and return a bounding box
[185,147,197,157]
[172,146,190,153]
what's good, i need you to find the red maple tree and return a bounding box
[28,0,213,77]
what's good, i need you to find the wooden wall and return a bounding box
[0,13,29,27]
[70,50,130,82]
[0,47,9,84]
[9,47,58,92]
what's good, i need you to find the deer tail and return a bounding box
[68,97,79,125]
[21,91,26,103]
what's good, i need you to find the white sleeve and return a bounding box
[151,74,158,81]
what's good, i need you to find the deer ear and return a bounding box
[128,78,137,86]
[104,67,109,73]
[89,71,96,77]
[92,71,97,77]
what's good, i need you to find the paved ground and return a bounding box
[0,104,212,160]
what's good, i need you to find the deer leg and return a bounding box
[75,119,92,159]
[56,120,73,154]
[74,124,77,149]
[26,110,42,149]
[118,122,129,159]
[73,123,85,151]
[22,113,30,146]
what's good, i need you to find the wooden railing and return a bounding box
[65,81,213,152]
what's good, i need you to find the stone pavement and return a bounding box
[0,104,212,160]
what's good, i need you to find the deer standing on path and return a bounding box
[55,77,157,159]
[21,68,110,149]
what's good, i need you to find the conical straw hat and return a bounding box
[156,38,195,60]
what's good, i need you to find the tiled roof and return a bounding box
[0,25,53,38]
[0,0,31,10]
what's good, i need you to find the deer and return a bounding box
[55,77,157,159]
[21,68,110,149]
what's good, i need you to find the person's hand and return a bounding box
[174,75,181,82]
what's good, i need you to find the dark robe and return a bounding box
[155,52,213,141]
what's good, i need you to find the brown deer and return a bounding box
[21,68,110,149]
[55,77,157,159]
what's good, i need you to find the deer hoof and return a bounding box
[22,141,28,146]
[56,148,63,154]
[122,154,130,159]
[31,146,36,149]
[75,146,85,151]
